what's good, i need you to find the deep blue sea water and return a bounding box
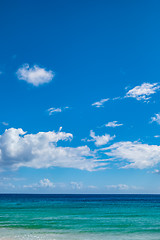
[0,194,160,239]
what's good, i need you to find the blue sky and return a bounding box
[0,0,160,193]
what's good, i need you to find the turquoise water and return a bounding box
[0,194,160,239]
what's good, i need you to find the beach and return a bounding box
[0,194,160,239]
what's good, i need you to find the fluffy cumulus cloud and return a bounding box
[0,128,106,172]
[16,64,54,86]
[125,82,160,101]
[24,178,54,189]
[105,121,123,128]
[90,130,115,146]
[92,98,109,108]
[103,141,160,169]
[2,128,160,172]
[151,113,160,125]
[39,179,54,188]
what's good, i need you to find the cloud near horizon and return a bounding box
[102,141,160,169]
[23,178,55,189]
[105,121,123,128]
[0,128,107,172]
[1,128,160,172]
[106,184,141,191]
[16,64,54,86]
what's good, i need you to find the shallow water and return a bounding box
[0,194,160,239]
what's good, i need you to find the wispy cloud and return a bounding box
[154,135,160,138]
[151,169,160,174]
[91,83,160,110]
[2,122,9,126]
[151,113,160,125]
[47,106,69,115]
[105,121,123,128]
[88,185,97,189]
[106,184,141,191]
[102,141,160,169]
[125,82,160,101]
[0,181,15,189]
[16,64,54,86]
[92,98,109,108]
[106,184,129,190]
[24,178,54,189]
[47,107,62,115]
[89,130,115,146]
[70,182,83,190]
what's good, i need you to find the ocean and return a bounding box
[0,194,160,239]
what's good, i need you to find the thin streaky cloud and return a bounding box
[92,98,109,108]
[47,106,70,115]
[2,122,9,126]
[48,107,62,115]
[102,141,160,169]
[105,121,123,128]
[106,184,129,190]
[106,184,141,191]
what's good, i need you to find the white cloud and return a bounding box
[125,83,160,101]
[24,178,54,189]
[105,121,123,128]
[103,141,160,169]
[151,169,160,174]
[70,182,83,189]
[106,184,129,190]
[47,106,69,115]
[2,122,9,126]
[0,181,15,189]
[106,184,141,191]
[151,113,160,125]
[0,128,106,172]
[112,96,122,101]
[47,108,62,115]
[88,185,97,189]
[39,179,54,188]
[92,98,109,108]
[90,130,115,146]
[16,64,54,86]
